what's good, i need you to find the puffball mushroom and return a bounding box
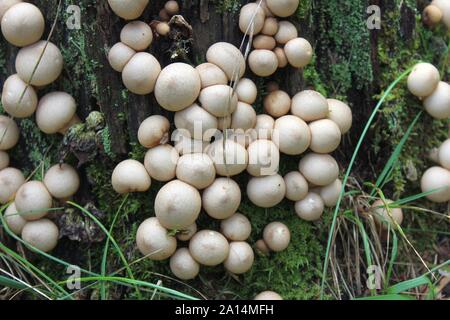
[319,179,342,207]
[120,21,153,51]
[108,42,136,72]
[0,115,19,150]
[111,159,151,194]
[274,47,288,68]
[239,3,266,34]
[231,102,257,131]
[189,230,230,266]
[253,35,276,50]
[199,84,238,117]
[247,139,280,176]
[122,52,161,95]
[0,151,9,170]
[155,22,170,36]
[248,49,278,77]
[21,219,59,253]
[174,103,218,141]
[195,63,228,89]
[224,241,255,274]
[284,171,308,201]
[35,92,77,134]
[284,37,313,68]
[170,248,200,280]
[308,119,342,154]
[421,166,450,203]
[136,217,177,261]
[107,0,149,20]
[407,62,440,98]
[43,164,80,199]
[155,63,201,111]
[202,178,241,219]
[432,0,450,28]
[266,0,299,18]
[155,180,202,229]
[176,153,216,189]
[247,174,286,208]
[274,115,311,155]
[254,291,283,300]
[0,0,22,20]
[1,74,38,118]
[206,139,249,176]
[144,144,179,182]
[220,213,252,241]
[4,202,26,235]
[370,199,404,230]
[0,167,25,204]
[255,114,274,139]
[173,131,209,155]
[423,5,443,26]
[291,90,329,122]
[1,2,44,47]
[299,153,339,186]
[235,78,258,104]
[177,222,197,241]
[164,0,180,16]
[137,115,170,149]
[206,42,246,80]
[274,21,298,44]
[159,9,170,22]
[261,17,279,35]
[264,90,291,118]
[327,99,353,134]
[295,192,324,221]
[15,181,53,221]
[263,221,291,252]
[255,239,270,254]
[15,40,63,86]
[438,139,450,170]
[423,81,450,119]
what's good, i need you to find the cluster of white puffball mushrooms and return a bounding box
[1,1,82,252]
[423,0,450,28]
[107,0,352,299]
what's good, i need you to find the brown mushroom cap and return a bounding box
[0,151,9,170]
[224,241,255,274]
[122,52,161,95]
[295,192,324,221]
[159,8,170,22]
[108,42,136,72]
[4,202,27,235]
[136,217,177,260]
[155,22,171,36]
[432,0,450,28]
[264,90,291,118]
[206,139,249,176]
[247,139,280,176]
[206,42,246,80]
[137,115,170,148]
[0,167,25,204]
[274,20,298,44]
[407,62,440,98]
[248,49,278,77]
[247,174,286,208]
[438,139,450,170]
[266,0,299,17]
[284,171,308,201]
[370,199,404,230]
[423,5,443,26]
[274,47,288,68]
[164,0,180,16]
[15,41,63,86]
[239,3,266,35]
[15,181,53,221]
[43,164,80,199]
[174,103,218,141]
[35,92,77,134]
[202,178,241,219]
[189,230,230,266]
[284,37,313,68]
[299,153,339,186]
[155,180,202,229]
[255,239,270,254]
[220,213,252,241]
[261,17,279,35]
[1,2,44,47]
[195,63,228,89]
[291,90,329,121]
[21,218,59,252]
[120,21,153,51]
[308,119,342,154]
[199,84,238,117]
[107,0,149,20]
[144,144,179,182]
[235,78,258,105]
[170,248,200,280]
[0,0,22,20]
[254,291,283,300]
[420,166,450,203]
[274,115,311,155]
[176,153,216,189]
[0,115,20,150]
[155,63,201,111]
[423,81,450,119]
[1,74,38,118]
[327,99,353,134]
[263,221,291,252]
[111,159,151,194]
[253,35,276,50]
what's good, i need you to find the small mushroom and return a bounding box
[35,92,77,134]
[274,20,298,44]
[15,181,53,221]
[176,153,216,189]
[266,81,279,92]
[3,202,26,235]
[43,164,80,199]
[247,139,280,176]
[273,47,288,68]
[206,42,246,80]
[206,139,249,176]
[137,115,170,149]
[120,21,153,51]
[155,63,201,111]
[266,0,299,17]
[174,103,218,141]
[199,84,238,117]
[274,115,311,155]
[176,222,197,241]
[308,119,342,154]
[284,37,313,68]
[189,230,230,266]
[122,52,161,95]
[407,62,440,98]
[164,0,180,16]
[264,90,291,118]
[438,139,450,170]
[235,78,258,105]
[111,159,151,194]
[231,102,257,131]
[155,180,202,229]
[0,115,19,150]
[420,166,450,203]
[108,42,136,73]
[284,171,308,201]
[327,99,353,134]
[423,81,450,119]
[195,63,228,89]
[136,217,177,260]
[1,74,38,118]
[254,291,283,300]
[224,241,254,274]
[291,90,329,121]
[0,151,9,170]
[170,248,199,280]
[1,2,44,47]
[261,17,279,35]
[253,35,276,50]
[299,153,339,186]
[423,4,443,26]
[248,49,278,77]
[370,199,404,230]
[0,167,25,204]
[173,131,209,155]
[159,8,170,22]
[318,179,342,207]
[431,0,450,28]
[295,192,324,221]
[202,178,241,219]
[255,239,270,254]
[239,3,266,34]
[15,40,63,86]
[254,114,275,139]
[220,213,252,241]
[155,22,170,36]
[21,219,59,252]
[107,0,149,20]
[144,144,179,182]
[263,221,290,252]
[247,174,286,208]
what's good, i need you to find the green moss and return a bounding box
[215,0,241,14]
